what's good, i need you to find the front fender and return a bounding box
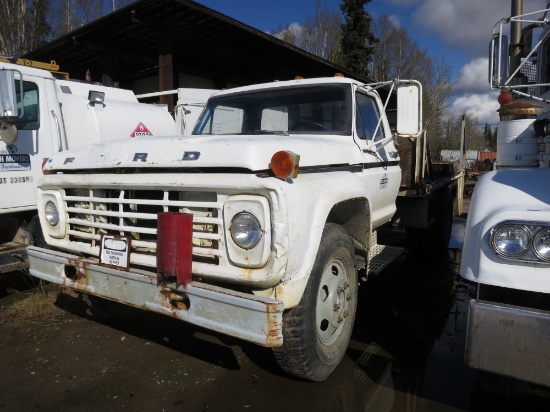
[264,169,396,308]
[460,169,550,292]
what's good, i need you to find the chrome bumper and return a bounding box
[27,246,283,347]
[465,299,550,387]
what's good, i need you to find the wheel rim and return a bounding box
[315,257,351,346]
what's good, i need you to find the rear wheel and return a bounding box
[273,223,358,381]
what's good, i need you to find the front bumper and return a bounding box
[465,299,550,387]
[27,246,283,347]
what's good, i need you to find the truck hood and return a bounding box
[44,134,364,172]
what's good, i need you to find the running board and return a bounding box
[367,231,404,276]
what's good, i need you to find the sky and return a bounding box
[196,0,548,128]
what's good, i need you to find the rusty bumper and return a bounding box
[465,299,550,387]
[27,246,283,347]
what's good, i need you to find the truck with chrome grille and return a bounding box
[27,75,462,381]
[460,2,550,393]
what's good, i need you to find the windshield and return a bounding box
[193,84,352,135]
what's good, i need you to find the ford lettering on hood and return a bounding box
[43,133,366,173]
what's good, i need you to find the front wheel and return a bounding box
[273,223,358,381]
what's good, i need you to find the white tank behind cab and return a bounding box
[496,119,540,168]
[56,80,176,149]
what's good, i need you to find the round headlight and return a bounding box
[533,228,550,261]
[45,200,60,226]
[230,212,262,250]
[492,224,530,257]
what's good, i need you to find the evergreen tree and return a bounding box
[0,0,51,56]
[27,0,51,51]
[339,0,377,77]
[483,123,497,150]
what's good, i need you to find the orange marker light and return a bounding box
[271,151,300,179]
[498,91,513,105]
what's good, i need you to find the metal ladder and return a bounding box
[366,230,404,276]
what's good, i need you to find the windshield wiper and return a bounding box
[249,130,289,136]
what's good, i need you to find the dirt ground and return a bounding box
[0,273,280,411]
[1,271,374,412]
[1,252,549,412]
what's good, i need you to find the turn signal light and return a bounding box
[271,151,300,179]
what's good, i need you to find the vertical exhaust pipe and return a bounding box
[510,0,523,74]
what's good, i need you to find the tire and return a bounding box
[81,293,136,321]
[273,223,358,381]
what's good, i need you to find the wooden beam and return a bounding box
[158,30,174,113]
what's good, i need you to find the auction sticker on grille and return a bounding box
[99,235,130,269]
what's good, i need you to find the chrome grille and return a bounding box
[64,188,224,265]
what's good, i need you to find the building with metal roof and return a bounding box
[24,0,366,111]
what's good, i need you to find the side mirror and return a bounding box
[0,69,22,119]
[396,81,422,136]
[489,34,509,88]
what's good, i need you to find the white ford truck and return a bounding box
[461,1,550,392]
[27,75,462,381]
[0,58,212,274]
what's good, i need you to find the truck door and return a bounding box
[0,77,56,212]
[354,90,401,228]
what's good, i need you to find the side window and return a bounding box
[11,81,40,130]
[355,92,384,141]
[355,105,366,139]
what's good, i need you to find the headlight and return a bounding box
[491,224,530,257]
[230,212,262,250]
[44,201,60,226]
[533,228,550,261]
[224,195,270,269]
